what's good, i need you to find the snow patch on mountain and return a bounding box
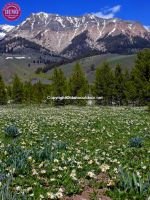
[0,25,15,32]
[0,25,15,40]
[144,25,150,32]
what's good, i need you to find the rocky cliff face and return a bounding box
[1,12,150,59]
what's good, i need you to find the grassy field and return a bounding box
[0,106,149,199]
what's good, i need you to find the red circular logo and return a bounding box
[2,3,21,21]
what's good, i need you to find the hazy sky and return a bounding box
[0,0,150,27]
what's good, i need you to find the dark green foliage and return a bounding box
[33,137,66,161]
[125,80,138,105]
[35,67,43,74]
[4,125,20,138]
[68,63,89,105]
[32,81,45,104]
[0,173,6,182]
[93,49,150,106]
[129,137,144,148]
[148,103,150,112]
[69,63,88,96]
[12,75,24,104]
[51,68,67,105]
[6,85,12,101]
[0,175,28,200]
[118,168,150,195]
[0,74,7,105]
[114,64,126,105]
[93,62,114,105]
[52,139,67,150]
[23,81,34,104]
[131,49,150,104]
[5,145,30,174]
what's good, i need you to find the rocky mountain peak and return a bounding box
[0,12,150,59]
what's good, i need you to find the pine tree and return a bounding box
[51,68,67,105]
[23,81,34,104]
[7,85,12,101]
[131,49,150,105]
[0,74,7,105]
[44,84,52,104]
[33,81,45,104]
[114,64,125,105]
[12,75,24,103]
[69,63,89,105]
[93,62,114,105]
[125,80,137,105]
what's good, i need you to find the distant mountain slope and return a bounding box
[38,54,136,83]
[0,53,136,83]
[0,54,44,83]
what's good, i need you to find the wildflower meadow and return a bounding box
[0,106,149,199]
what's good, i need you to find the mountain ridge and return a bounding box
[0,12,150,60]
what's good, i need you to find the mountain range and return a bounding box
[0,13,149,83]
[0,12,150,60]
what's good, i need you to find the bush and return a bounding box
[5,144,31,174]
[129,137,143,148]
[0,175,28,200]
[4,125,20,138]
[148,103,150,112]
[117,168,150,196]
[33,137,67,161]
[108,169,150,199]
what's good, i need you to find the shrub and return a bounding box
[5,144,31,174]
[52,140,67,150]
[0,175,28,200]
[0,173,6,182]
[118,168,150,196]
[33,137,66,161]
[129,137,143,148]
[148,103,150,112]
[4,125,20,138]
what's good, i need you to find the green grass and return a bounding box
[0,55,44,83]
[0,106,149,199]
[47,54,136,82]
[0,53,136,83]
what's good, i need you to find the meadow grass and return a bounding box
[0,106,149,199]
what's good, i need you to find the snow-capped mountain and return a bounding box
[1,12,150,59]
[0,25,14,40]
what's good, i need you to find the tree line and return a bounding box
[0,49,149,106]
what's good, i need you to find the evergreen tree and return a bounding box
[51,68,67,105]
[23,81,34,104]
[7,85,12,101]
[12,75,24,103]
[93,62,114,105]
[69,63,89,105]
[114,64,125,105]
[44,84,52,104]
[148,102,150,112]
[0,74,7,105]
[131,49,150,105]
[125,80,137,105]
[33,81,45,104]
